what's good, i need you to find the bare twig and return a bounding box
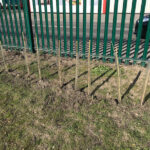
[75,41,79,90]
[57,40,62,86]
[22,33,30,76]
[88,40,91,95]
[35,36,42,81]
[112,43,121,102]
[141,62,150,105]
[0,41,8,72]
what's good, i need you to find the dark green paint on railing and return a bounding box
[38,0,45,49]
[118,0,127,63]
[2,0,11,45]
[50,0,56,52]
[69,0,73,57]
[56,0,61,53]
[44,0,50,50]
[90,0,94,59]
[134,0,146,63]
[0,7,7,44]
[17,0,24,46]
[96,0,102,59]
[76,0,79,53]
[142,15,150,67]
[110,0,118,63]
[33,0,40,48]
[0,0,149,67]
[125,0,137,65]
[103,0,110,62]
[12,0,20,47]
[82,0,87,59]
[63,0,67,56]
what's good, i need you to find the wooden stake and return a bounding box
[75,41,79,90]
[0,41,8,72]
[88,40,91,95]
[22,33,30,76]
[141,62,150,105]
[57,40,62,86]
[35,36,41,81]
[113,44,121,102]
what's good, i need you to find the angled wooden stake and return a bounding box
[75,41,79,90]
[88,40,91,95]
[141,62,150,105]
[22,33,30,76]
[35,36,42,81]
[57,40,62,86]
[0,41,8,72]
[113,43,121,103]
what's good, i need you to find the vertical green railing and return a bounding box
[0,7,7,44]
[23,0,33,51]
[56,0,61,52]
[90,0,94,59]
[2,0,11,45]
[110,0,119,62]
[96,0,102,59]
[103,0,110,62]
[118,0,127,63]
[38,0,45,49]
[69,0,73,57]
[134,0,146,63]
[7,0,16,46]
[0,0,150,66]
[50,0,56,52]
[63,0,67,56]
[33,0,40,48]
[141,15,150,66]
[44,0,50,50]
[17,0,24,46]
[82,0,87,58]
[125,0,137,65]
[76,0,79,54]
[7,0,16,47]
[22,0,30,49]
[12,0,20,47]
[76,0,79,52]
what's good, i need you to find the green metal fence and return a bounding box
[0,0,150,66]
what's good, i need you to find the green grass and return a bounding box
[0,52,150,149]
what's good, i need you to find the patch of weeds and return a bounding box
[91,65,111,76]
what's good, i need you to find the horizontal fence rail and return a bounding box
[0,0,150,66]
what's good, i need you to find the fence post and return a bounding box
[24,0,35,52]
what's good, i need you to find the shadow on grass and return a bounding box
[41,63,57,70]
[80,68,113,92]
[61,65,99,88]
[91,70,116,96]
[50,64,75,78]
[121,71,141,100]
[61,70,88,88]
[143,92,150,105]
